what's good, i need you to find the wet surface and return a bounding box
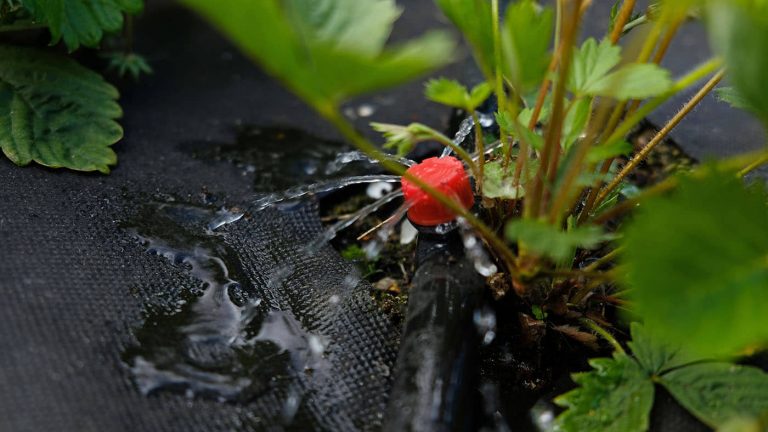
[121,200,330,407]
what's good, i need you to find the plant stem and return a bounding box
[580,318,625,354]
[318,104,518,267]
[528,0,582,219]
[492,0,506,115]
[609,0,637,43]
[594,69,725,207]
[583,247,623,272]
[738,152,768,178]
[472,111,486,196]
[525,0,564,132]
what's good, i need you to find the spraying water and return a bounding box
[252,175,400,212]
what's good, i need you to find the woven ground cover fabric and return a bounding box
[0,3,403,431]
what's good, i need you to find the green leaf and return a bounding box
[622,170,768,358]
[659,363,768,428]
[0,45,122,173]
[707,1,768,123]
[424,78,490,111]
[103,52,152,80]
[502,0,553,92]
[568,38,622,95]
[425,78,468,109]
[287,0,401,57]
[468,82,493,110]
[555,354,654,432]
[628,322,695,375]
[716,86,757,113]
[435,0,495,79]
[20,0,143,51]
[562,98,591,150]
[584,63,673,100]
[505,219,613,262]
[587,139,632,163]
[179,0,454,107]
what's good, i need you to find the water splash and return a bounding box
[207,207,245,231]
[440,113,496,158]
[252,175,401,212]
[305,189,404,254]
[363,202,410,260]
[441,116,476,158]
[367,182,395,199]
[458,218,498,277]
[473,306,497,346]
[124,233,268,401]
[324,151,415,175]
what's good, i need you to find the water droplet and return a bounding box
[207,207,244,231]
[366,182,394,199]
[356,104,376,118]
[399,219,418,245]
[473,306,497,345]
[458,218,498,277]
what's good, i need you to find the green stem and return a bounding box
[583,247,623,272]
[491,0,506,115]
[580,318,626,354]
[594,69,725,208]
[528,0,582,219]
[472,111,486,197]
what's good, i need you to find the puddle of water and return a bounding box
[122,200,329,405]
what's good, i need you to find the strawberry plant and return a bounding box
[0,0,146,173]
[180,0,768,429]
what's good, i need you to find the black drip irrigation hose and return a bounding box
[384,224,485,432]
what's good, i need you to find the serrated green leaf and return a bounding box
[707,1,768,123]
[587,139,632,163]
[555,354,654,432]
[103,51,152,80]
[628,322,695,375]
[424,78,467,108]
[505,219,613,262]
[425,78,490,111]
[20,0,143,51]
[435,0,495,79]
[622,170,768,358]
[0,45,122,173]
[180,0,454,108]
[584,63,673,100]
[468,82,492,110]
[568,38,622,95]
[502,0,553,92]
[562,98,591,150]
[716,86,758,114]
[659,363,768,428]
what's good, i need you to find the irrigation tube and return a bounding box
[384,227,485,432]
